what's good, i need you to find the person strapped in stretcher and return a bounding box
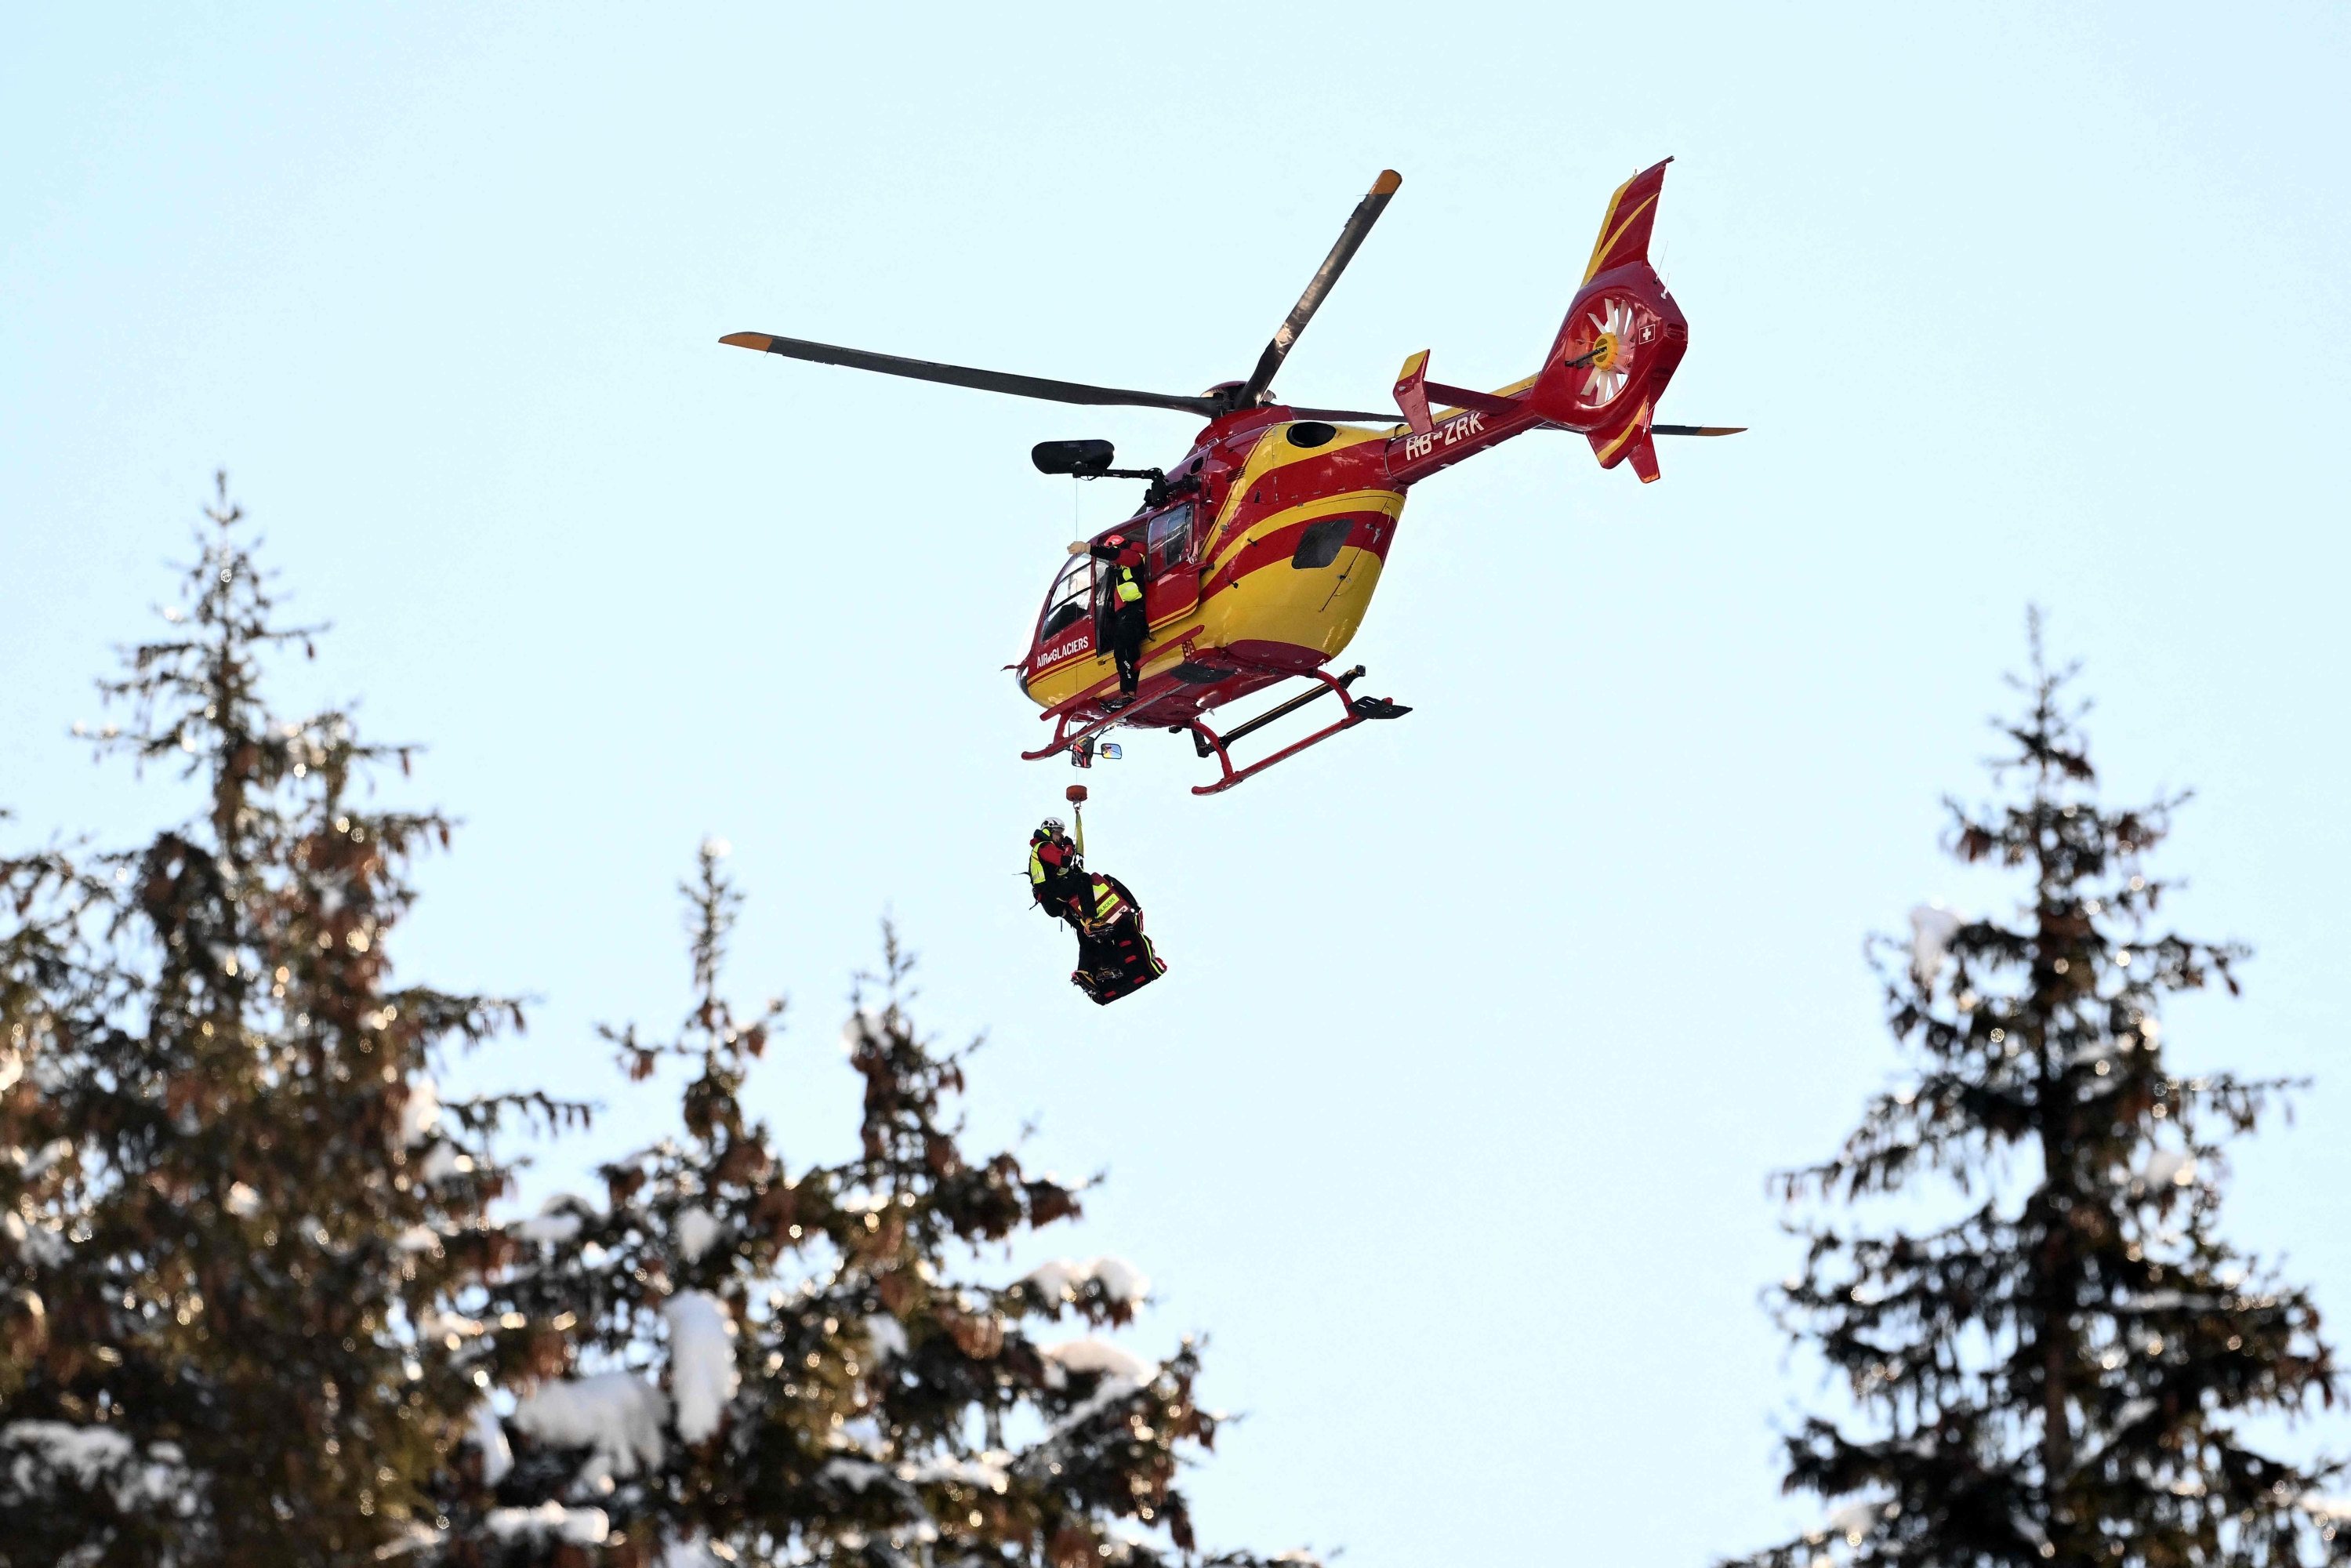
[1027,798,1166,1005]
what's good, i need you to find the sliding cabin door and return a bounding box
[1141,502,1198,626]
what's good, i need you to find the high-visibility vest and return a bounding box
[1029,836,1076,895]
[1111,562,1142,608]
[1084,877,1129,928]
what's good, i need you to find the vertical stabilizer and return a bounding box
[1580,159,1672,284]
[1526,159,1689,475]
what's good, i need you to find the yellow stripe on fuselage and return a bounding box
[1199,490,1401,662]
[1203,486,1400,583]
[1198,421,1389,564]
[1195,426,1402,667]
[1021,423,1409,713]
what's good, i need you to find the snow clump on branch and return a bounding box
[484,1501,611,1543]
[662,1290,738,1443]
[1025,1254,1149,1305]
[1039,1337,1153,1381]
[511,1192,593,1245]
[658,1534,727,1566]
[673,1204,721,1261]
[467,1401,513,1486]
[2,1211,71,1267]
[840,1007,887,1054]
[865,1313,910,1362]
[510,1371,668,1484]
[416,1139,469,1183]
[1907,902,1965,985]
[1,1421,197,1514]
[397,1074,442,1146]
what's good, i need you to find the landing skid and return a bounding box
[1186,664,1410,796]
[1020,701,1130,764]
[1020,621,1208,764]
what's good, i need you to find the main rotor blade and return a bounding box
[1650,424,1747,436]
[720,332,1221,416]
[1234,170,1402,408]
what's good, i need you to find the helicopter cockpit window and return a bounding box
[1146,503,1195,573]
[1039,556,1096,642]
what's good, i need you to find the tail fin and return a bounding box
[1580,161,1671,284]
[1527,159,1689,478]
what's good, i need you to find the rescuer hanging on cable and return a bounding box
[1028,787,1165,1005]
[1028,815,1087,919]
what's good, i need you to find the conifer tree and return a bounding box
[0,477,579,1563]
[1732,625,2348,1568]
[442,843,1283,1568]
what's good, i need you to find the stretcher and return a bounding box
[1067,875,1166,1005]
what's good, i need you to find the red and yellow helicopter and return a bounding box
[724,159,1738,794]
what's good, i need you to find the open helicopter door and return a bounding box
[1140,501,1199,626]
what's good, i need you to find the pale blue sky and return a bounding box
[5,4,2348,1561]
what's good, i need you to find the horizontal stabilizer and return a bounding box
[1392,350,1432,434]
[1652,423,1746,437]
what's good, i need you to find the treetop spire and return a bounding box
[1732,627,2344,1568]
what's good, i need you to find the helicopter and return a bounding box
[724,159,1740,795]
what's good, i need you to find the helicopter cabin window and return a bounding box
[1039,556,1097,643]
[1145,503,1194,574]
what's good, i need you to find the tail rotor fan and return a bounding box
[1562,293,1659,413]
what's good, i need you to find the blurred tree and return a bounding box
[1729,622,2348,1568]
[443,844,1285,1568]
[0,477,580,1563]
[0,477,1290,1568]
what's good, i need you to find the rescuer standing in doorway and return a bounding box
[1069,531,1147,702]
